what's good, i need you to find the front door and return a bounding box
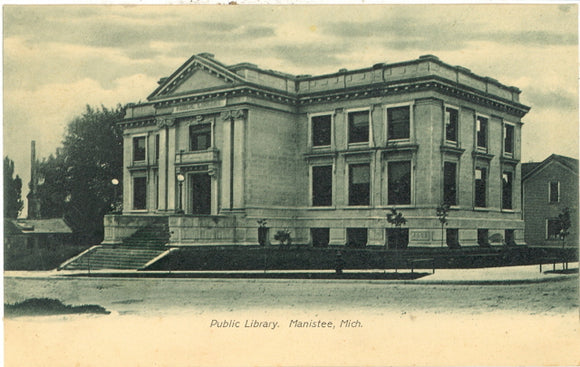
[189,173,211,214]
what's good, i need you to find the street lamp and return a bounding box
[177,173,185,214]
[111,178,119,213]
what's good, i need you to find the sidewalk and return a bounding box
[5,262,578,284]
[411,262,578,284]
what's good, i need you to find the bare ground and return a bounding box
[4,275,580,367]
[4,275,578,316]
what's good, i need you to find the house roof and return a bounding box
[5,218,73,235]
[522,154,579,181]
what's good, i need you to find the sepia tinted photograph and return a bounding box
[3,3,579,366]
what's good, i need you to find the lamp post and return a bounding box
[177,173,185,214]
[111,178,119,213]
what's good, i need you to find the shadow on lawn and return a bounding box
[4,298,110,317]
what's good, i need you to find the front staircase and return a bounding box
[59,220,172,271]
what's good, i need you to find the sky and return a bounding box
[3,4,578,216]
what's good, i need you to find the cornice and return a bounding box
[121,76,530,130]
[500,156,519,165]
[298,78,530,118]
[383,143,419,153]
[440,145,465,156]
[472,150,495,162]
[118,118,157,129]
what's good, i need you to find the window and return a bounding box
[443,162,457,206]
[311,228,330,247]
[133,176,147,210]
[504,124,514,154]
[502,172,513,209]
[155,134,160,161]
[311,115,332,147]
[349,164,370,206]
[446,228,460,248]
[547,220,561,240]
[386,228,409,249]
[312,165,332,206]
[133,136,146,162]
[348,111,369,144]
[388,161,411,205]
[189,123,211,151]
[476,116,487,149]
[445,107,458,143]
[477,229,489,247]
[475,167,487,207]
[549,181,559,203]
[154,171,159,209]
[346,228,367,248]
[387,106,410,141]
[505,229,515,246]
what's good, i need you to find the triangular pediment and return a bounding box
[148,55,246,100]
[171,68,232,94]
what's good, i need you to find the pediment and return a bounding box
[171,68,233,94]
[148,55,246,100]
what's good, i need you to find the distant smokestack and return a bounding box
[27,140,40,219]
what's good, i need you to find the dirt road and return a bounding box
[4,275,578,315]
[4,275,579,367]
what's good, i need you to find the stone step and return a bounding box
[61,246,167,270]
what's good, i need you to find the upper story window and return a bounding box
[504,124,514,154]
[387,106,410,141]
[475,167,487,208]
[348,111,369,144]
[348,163,370,206]
[502,171,513,210]
[476,116,487,149]
[311,114,332,147]
[549,181,560,203]
[445,107,459,143]
[190,123,211,151]
[133,136,146,163]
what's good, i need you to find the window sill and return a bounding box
[501,209,515,213]
[347,142,370,149]
[473,207,489,212]
[309,206,336,210]
[310,145,332,150]
[344,205,371,209]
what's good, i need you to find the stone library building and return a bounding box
[106,52,530,249]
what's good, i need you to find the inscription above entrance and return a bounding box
[174,99,226,113]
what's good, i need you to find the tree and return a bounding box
[558,207,571,249]
[35,105,125,242]
[436,203,450,247]
[4,156,23,218]
[386,208,407,249]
